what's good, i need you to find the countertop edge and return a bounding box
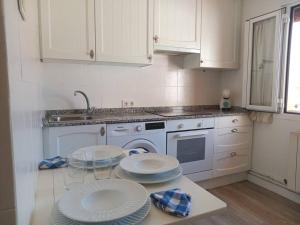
[43,111,249,128]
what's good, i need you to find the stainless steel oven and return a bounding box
[166,119,214,175]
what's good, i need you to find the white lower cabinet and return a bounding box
[214,149,250,177]
[43,125,106,158]
[213,116,253,178]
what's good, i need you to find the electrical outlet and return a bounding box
[121,100,128,108]
[121,100,134,108]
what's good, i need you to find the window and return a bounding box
[244,10,282,112]
[285,5,300,114]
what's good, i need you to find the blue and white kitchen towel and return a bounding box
[150,188,192,217]
[39,156,67,170]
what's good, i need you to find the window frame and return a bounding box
[244,10,283,113]
[284,4,300,115]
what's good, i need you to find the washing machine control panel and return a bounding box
[145,122,165,130]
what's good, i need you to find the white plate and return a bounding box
[58,179,148,223]
[85,154,126,170]
[73,145,124,161]
[120,153,179,175]
[53,198,151,225]
[114,165,183,184]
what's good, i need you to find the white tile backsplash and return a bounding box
[41,55,222,110]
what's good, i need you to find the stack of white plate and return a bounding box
[72,145,126,169]
[53,179,151,225]
[114,153,182,184]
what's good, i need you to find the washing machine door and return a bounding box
[123,139,160,153]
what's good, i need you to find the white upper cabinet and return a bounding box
[40,0,153,65]
[184,0,241,69]
[201,0,241,69]
[153,0,201,53]
[243,10,283,112]
[95,0,153,65]
[40,0,96,61]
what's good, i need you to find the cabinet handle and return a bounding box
[231,128,239,133]
[230,152,237,157]
[232,119,239,123]
[153,35,159,43]
[148,54,153,60]
[89,49,95,59]
[17,0,26,21]
[100,127,105,136]
[200,60,204,64]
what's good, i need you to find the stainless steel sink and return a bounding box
[49,114,93,122]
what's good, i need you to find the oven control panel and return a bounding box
[166,118,215,132]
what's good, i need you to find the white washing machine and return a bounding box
[107,121,166,154]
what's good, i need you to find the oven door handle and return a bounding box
[176,131,209,139]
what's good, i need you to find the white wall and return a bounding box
[3,0,44,224]
[221,0,300,190]
[41,55,222,110]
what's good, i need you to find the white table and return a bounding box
[31,169,226,225]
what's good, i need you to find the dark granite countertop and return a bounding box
[43,106,248,128]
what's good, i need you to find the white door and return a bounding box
[40,0,96,61]
[44,125,106,158]
[244,10,283,112]
[154,0,201,53]
[200,0,241,69]
[95,0,153,65]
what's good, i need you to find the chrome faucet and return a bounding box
[74,90,94,114]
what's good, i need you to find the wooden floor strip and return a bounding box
[193,181,300,225]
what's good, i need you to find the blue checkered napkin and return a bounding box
[39,156,67,170]
[150,188,191,217]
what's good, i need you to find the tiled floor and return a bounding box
[192,181,300,225]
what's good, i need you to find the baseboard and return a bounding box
[196,172,248,189]
[248,173,300,204]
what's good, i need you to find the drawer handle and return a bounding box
[114,128,129,132]
[230,152,237,157]
[231,128,239,133]
[232,119,239,123]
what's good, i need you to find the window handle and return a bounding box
[232,119,239,123]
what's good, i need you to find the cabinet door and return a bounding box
[154,0,201,53]
[95,0,153,65]
[40,0,95,61]
[244,10,282,112]
[44,125,106,158]
[201,0,241,69]
[214,149,250,177]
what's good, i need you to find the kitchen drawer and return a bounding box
[213,149,250,178]
[215,115,251,128]
[215,126,252,152]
